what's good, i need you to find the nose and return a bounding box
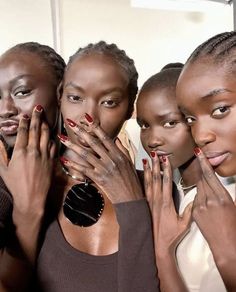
[147,128,165,150]
[0,97,18,119]
[192,121,215,147]
[79,102,100,127]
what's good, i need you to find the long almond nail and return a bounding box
[58,134,69,142]
[66,118,77,127]
[85,113,93,124]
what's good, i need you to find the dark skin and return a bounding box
[58,53,143,256]
[176,59,236,291]
[0,51,59,291]
[136,85,202,291]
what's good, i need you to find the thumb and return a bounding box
[182,202,193,227]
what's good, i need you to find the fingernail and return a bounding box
[60,156,69,165]
[57,134,69,142]
[194,147,201,156]
[66,118,77,127]
[142,158,147,166]
[150,151,156,158]
[85,113,93,124]
[35,105,43,112]
[23,114,29,119]
[162,155,167,163]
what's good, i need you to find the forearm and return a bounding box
[157,252,188,292]
[0,214,43,291]
[115,199,159,292]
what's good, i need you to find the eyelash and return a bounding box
[67,95,83,103]
[211,106,230,117]
[163,120,179,128]
[14,88,32,97]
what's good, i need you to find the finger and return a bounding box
[14,114,30,150]
[150,151,162,201]
[40,122,50,156]
[60,157,88,182]
[58,134,103,169]
[142,158,153,207]
[161,155,173,206]
[28,105,43,149]
[194,147,225,197]
[194,178,207,207]
[49,141,56,159]
[0,140,8,167]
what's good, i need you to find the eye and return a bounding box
[137,119,149,130]
[185,116,195,125]
[15,89,31,97]
[102,99,118,108]
[67,95,83,103]
[212,106,230,118]
[163,120,178,128]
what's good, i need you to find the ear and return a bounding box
[57,81,63,106]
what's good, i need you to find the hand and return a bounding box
[143,153,192,258]
[193,148,236,263]
[58,116,144,204]
[0,106,56,220]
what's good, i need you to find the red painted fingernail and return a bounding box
[60,156,69,165]
[162,155,167,163]
[66,118,77,127]
[57,134,69,142]
[150,151,156,158]
[194,147,201,156]
[35,105,43,112]
[23,114,29,119]
[85,113,93,124]
[142,158,147,166]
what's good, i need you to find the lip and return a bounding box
[204,151,229,167]
[155,150,172,157]
[0,119,19,136]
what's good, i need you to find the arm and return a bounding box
[143,154,191,292]
[193,148,236,292]
[0,107,55,291]
[115,199,159,292]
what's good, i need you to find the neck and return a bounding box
[179,156,201,189]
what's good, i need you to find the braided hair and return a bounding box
[186,31,236,71]
[67,41,138,119]
[6,42,65,87]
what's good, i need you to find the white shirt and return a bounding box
[176,182,235,292]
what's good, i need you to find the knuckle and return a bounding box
[153,173,161,182]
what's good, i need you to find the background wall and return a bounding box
[0,0,233,168]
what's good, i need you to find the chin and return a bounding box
[214,165,236,178]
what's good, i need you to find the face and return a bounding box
[137,87,195,169]
[60,53,130,147]
[0,51,58,147]
[176,60,236,177]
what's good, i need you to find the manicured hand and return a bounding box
[58,114,143,204]
[143,153,192,258]
[193,148,236,263]
[0,105,56,219]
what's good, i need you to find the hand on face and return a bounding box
[143,153,192,259]
[193,148,236,262]
[0,105,56,221]
[58,114,143,204]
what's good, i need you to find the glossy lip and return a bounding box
[155,150,172,157]
[204,151,229,167]
[0,119,19,136]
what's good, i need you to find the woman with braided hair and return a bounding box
[0,42,66,290]
[148,31,236,292]
[0,41,159,291]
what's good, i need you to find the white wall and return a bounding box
[0,0,234,168]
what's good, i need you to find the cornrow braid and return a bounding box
[7,42,65,86]
[67,41,138,119]
[187,31,236,65]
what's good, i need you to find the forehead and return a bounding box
[0,51,52,83]
[137,87,178,114]
[65,54,129,85]
[176,61,234,106]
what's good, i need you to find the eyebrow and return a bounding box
[64,81,125,94]
[9,74,33,87]
[201,88,232,99]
